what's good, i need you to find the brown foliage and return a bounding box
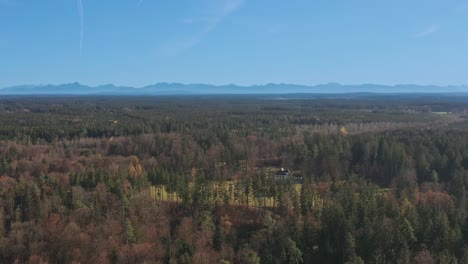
[419,190,454,210]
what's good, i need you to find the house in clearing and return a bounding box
[274,168,303,183]
[275,168,291,181]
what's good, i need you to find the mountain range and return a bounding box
[1,82,468,95]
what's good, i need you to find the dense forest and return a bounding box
[1,94,468,263]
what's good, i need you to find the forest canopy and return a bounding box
[1,95,468,263]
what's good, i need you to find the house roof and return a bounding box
[275,168,290,176]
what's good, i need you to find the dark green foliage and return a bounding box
[0,95,467,263]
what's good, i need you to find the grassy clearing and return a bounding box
[149,183,302,208]
[149,182,390,209]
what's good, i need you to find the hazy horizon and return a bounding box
[2,82,468,95]
[3,81,468,89]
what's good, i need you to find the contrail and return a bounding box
[77,0,84,55]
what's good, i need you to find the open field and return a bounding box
[150,183,303,208]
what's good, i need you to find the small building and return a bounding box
[274,168,303,183]
[275,168,291,181]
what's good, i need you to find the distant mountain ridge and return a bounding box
[1,82,468,95]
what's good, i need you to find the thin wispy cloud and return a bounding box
[138,0,144,7]
[158,0,245,56]
[415,24,440,37]
[77,0,84,55]
[202,0,244,33]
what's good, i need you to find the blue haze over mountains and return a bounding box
[1,83,468,95]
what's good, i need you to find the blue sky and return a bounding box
[1,0,468,87]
